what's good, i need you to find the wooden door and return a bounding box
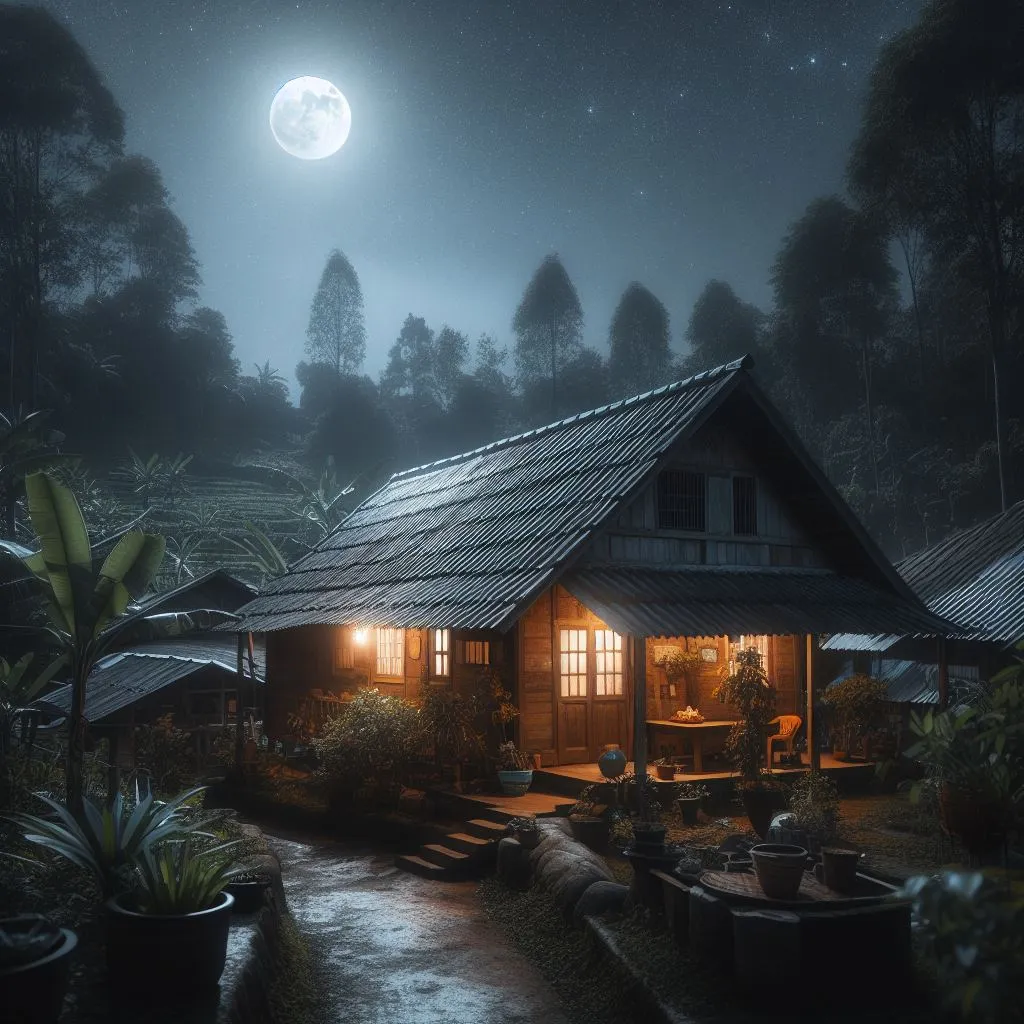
[556,625,629,764]
[557,627,591,763]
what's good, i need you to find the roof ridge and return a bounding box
[388,355,754,481]
[898,497,1024,570]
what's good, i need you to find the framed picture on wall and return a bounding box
[700,647,718,663]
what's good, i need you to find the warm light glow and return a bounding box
[353,628,368,645]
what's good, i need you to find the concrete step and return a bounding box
[420,844,472,870]
[464,818,510,840]
[444,831,496,857]
[394,854,449,879]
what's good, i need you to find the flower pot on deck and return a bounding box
[654,764,676,781]
[497,769,533,796]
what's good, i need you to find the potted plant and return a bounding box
[713,647,782,838]
[0,914,78,1024]
[630,779,667,852]
[106,837,247,994]
[655,648,700,706]
[507,816,541,850]
[906,676,1024,860]
[652,753,676,781]
[676,781,710,826]
[568,784,609,852]
[783,769,840,854]
[821,674,888,760]
[225,867,273,913]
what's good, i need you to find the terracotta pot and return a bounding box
[750,844,808,900]
[676,796,701,826]
[654,764,676,781]
[939,784,1006,856]
[821,847,860,893]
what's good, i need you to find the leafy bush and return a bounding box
[418,683,483,763]
[821,674,888,752]
[786,770,839,840]
[713,648,777,781]
[6,785,207,898]
[133,713,196,797]
[901,870,1024,1024]
[311,689,421,794]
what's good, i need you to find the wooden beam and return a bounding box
[632,635,648,789]
[805,633,819,771]
[937,636,949,710]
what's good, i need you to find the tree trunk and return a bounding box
[66,655,88,816]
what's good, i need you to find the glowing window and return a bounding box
[462,640,490,665]
[432,628,450,677]
[594,629,624,696]
[375,627,405,678]
[559,628,588,697]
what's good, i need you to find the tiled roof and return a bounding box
[824,499,1024,651]
[46,636,265,723]
[230,359,748,633]
[562,567,956,639]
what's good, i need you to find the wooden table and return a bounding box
[698,869,893,909]
[646,719,738,773]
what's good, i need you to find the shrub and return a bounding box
[312,689,420,794]
[821,674,888,753]
[786,770,839,840]
[133,713,196,797]
[418,684,484,764]
[713,648,776,781]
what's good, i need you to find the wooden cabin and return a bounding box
[232,356,952,773]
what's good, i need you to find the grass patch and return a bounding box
[267,914,324,1024]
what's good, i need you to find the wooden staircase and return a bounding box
[395,813,512,880]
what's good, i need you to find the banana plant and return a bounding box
[227,521,291,581]
[0,472,239,813]
[0,652,67,756]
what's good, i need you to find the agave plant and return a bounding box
[7,785,208,898]
[131,837,247,915]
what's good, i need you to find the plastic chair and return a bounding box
[767,715,802,768]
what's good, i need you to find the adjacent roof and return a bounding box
[829,658,981,706]
[135,569,258,613]
[561,567,954,639]
[230,356,944,637]
[824,499,1024,652]
[46,635,265,724]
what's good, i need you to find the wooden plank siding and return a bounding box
[580,421,825,572]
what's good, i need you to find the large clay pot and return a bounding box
[939,784,1006,857]
[750,844,808,901]
[105,890,234,994]
[497,769,533,796]
[821,848,860,893]
[0,918,77,1024]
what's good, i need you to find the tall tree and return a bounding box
[685,280,762,374]
[848,0,1024,512]
[380,314,437,401]
[305,249,366,376]
[771,197,899,494]
[608,283,671,398]
[512,254,584,417]
[433,325,469,409]
[0,6,124,410]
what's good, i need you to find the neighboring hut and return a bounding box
[46,571,263,785]
[824,499,1024,708]
[228,357,953,776]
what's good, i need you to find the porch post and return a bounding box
[235,631,245,772]
[632,635,648,784]
[805,634,819,771]
[937,636,949,710]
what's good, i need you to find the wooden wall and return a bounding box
[580,421,825,571]
[518,588,556,765]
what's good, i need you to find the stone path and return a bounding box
[270,832,573,1024]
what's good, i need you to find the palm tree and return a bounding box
[0,472,238,813]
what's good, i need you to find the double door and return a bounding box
[556,625,629,764]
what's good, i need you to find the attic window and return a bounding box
[462,640,490,665]
[732,475,758,536]
[657,470,706,532]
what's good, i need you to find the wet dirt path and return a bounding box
[270,833,572,1024]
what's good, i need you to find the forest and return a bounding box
[2,0,1022,588]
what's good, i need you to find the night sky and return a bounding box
[45,1,921,397]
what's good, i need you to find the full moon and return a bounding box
[269,76,351,160]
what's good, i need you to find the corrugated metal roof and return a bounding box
[829,658,980,705]
[46,636,265,723]
[229,359,747,633]
[561,567,957,638]
[824,499,1024,651]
